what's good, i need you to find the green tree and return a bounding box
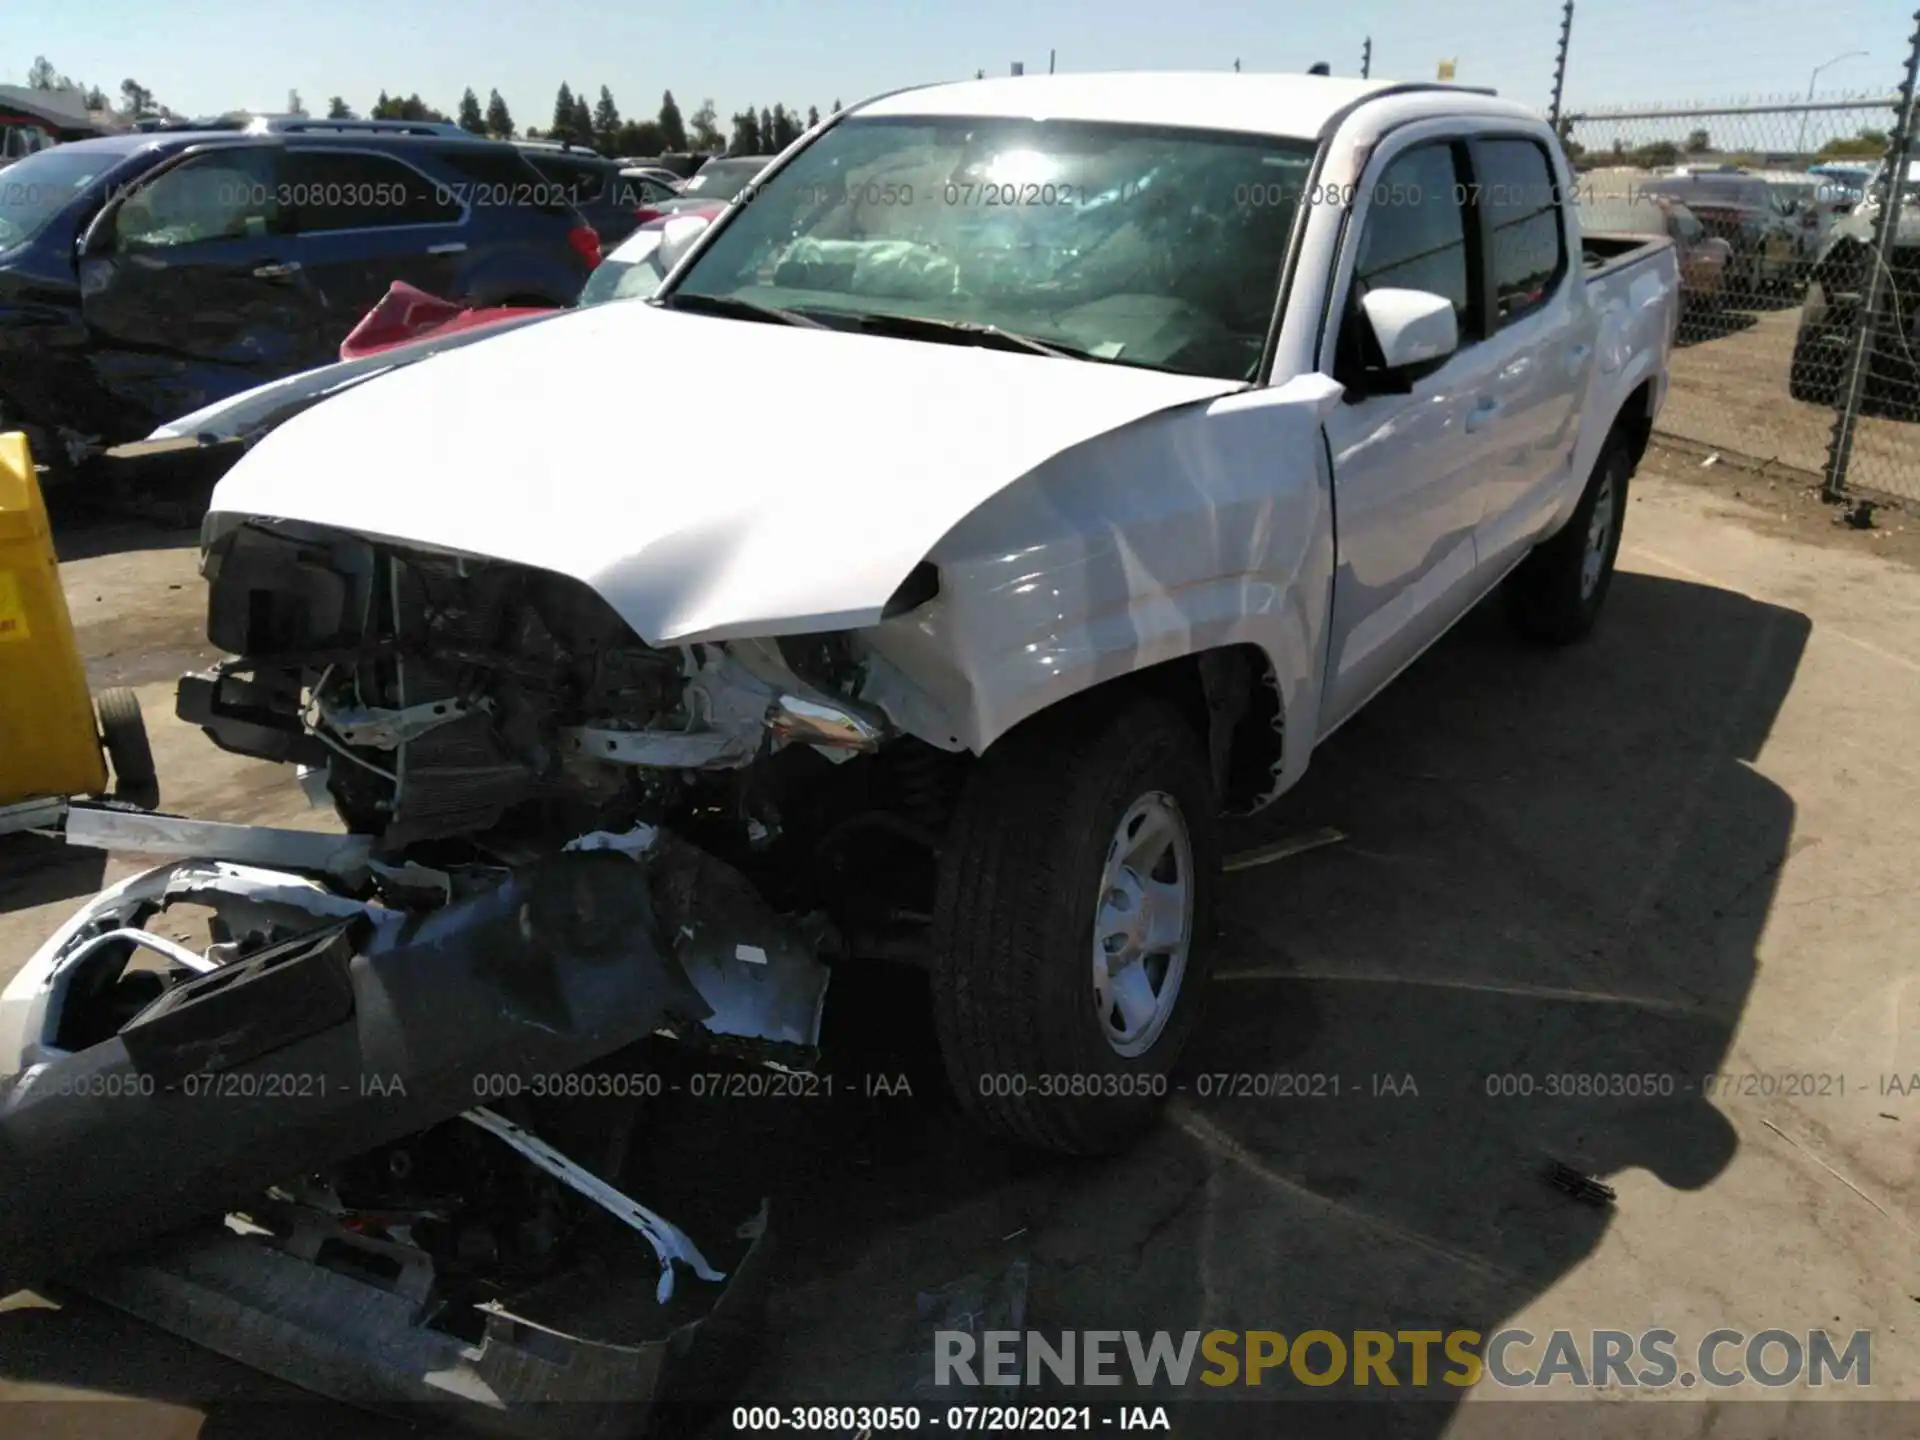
[687,99,723,151]
[1627,139,1679,168]
[658,90,687,150]
[806,104,820,130]
[730,109,762,155]
[1685,128,1711,155]
[593,86,621,152]
[831,97,843,114]
[769,103,801,151]
[27,56,68,90]
[457,87,486,133]
[327,95,355,119]
[552,82,577,140]
[1819,127,1890,159]
[570,93,592,146]
[485,89,513,139]
[83,85,108,109]
[615,118,664,155]
[120,78,156,117]
[759,106,773,150]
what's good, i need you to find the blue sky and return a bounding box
[7,0,1908,130]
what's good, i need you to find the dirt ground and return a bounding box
[2,453,1918,1439]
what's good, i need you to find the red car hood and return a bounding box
[339,281,554,361]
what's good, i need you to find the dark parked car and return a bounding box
[1579,194,1732,310]
[513,143,666,249]
[0,129,599,481]
[1635,172,1802,294]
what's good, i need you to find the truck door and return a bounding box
[1317,134,1497,735]
[1464,134,1590,575]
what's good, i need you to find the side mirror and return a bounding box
[655,214,713,275]
[1357,287,1459,376]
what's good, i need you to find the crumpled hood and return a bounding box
[208,300,1242,645]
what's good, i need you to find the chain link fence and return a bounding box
[1558,25,1919,503]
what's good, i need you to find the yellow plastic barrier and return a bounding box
[0,431,109,805]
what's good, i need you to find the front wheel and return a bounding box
[930,698,1219,1154]
[1504,441,1630,645]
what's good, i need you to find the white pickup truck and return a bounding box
[3,74,1676,1312]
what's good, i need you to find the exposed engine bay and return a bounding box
[178,517,966,962]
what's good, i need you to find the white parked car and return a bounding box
[1,70,1678,1317]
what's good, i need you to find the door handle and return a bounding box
[1464,396,1501,433]
[427,242,468,255]
[252,261,301,279]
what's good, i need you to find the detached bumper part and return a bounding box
[0,850,711,1298]
[72,1199,775,1440]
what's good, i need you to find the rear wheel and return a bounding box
[1504,441,1630,646]
[930,698,1219,1154]
[1789,280,1845,405]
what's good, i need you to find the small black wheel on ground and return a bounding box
[96,687,160,809]
[1503,440,1631,646]
[930,696,1220,1155]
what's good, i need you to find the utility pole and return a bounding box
[1361,37,1372,79]
[1548,0,1574,130]
[1049,49,1056,74]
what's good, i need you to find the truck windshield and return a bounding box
[0,147,109,252]
[665,115,1317,381]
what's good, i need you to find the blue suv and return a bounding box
[0,128,600,482]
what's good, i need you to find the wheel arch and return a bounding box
[971,643,1290,818]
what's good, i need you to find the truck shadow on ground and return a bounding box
[0,568,1807,1440]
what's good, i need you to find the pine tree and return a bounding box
[806,105,820,130]
[593,87,621,152]
[457,87,485,134]
[326,96,354,120]
[658,91,687,151]
[484,89,513,139]
[552,82,577,140]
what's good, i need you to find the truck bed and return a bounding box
[1581,230,1671,280]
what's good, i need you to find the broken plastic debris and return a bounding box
[734,944,769,966]
[563,824,661,860]
[462,1105,724,1304]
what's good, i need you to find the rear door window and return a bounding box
[281,148,460,232]
[1474,137,1567,328]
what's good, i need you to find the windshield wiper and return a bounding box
[651,291,829,328]
[831,310,1092,359]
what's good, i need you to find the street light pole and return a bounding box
[1799,50,1868,154]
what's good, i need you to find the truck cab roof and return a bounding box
[855,72,1519,141]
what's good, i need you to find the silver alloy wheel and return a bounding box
[1581,469,1617,601]
[1092,791,1195,1059]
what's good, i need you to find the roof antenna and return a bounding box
[1307,62,1332,76]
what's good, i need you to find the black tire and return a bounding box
[930,697,1220,1154]
[96,687,160,810]
[1788,281,1844,405]
[1504,441,1631,646]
